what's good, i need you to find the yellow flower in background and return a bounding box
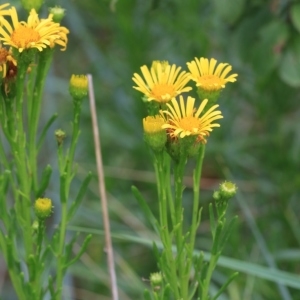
[132,61,192,103]
[160,96,223,143]
[187,57,238,92]
[0,43,16,78]
[0,7,69,53]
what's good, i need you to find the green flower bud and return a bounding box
[219,181,237,200]
[214,181,237,217]
[49,6,66,23]
[150,272,162,287]
[143,115,167,152]
[55,129,66,146]
[69,74,88,100]
[21,0,44,12]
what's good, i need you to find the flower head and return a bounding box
[132,61,192,103]
[34,197,53,219]
[143,115,167,152]
[69,74,88,100]
[49,6,66,23]
[160,96,223,143]
[0,43,16,78]
[187,57,238,92]
[0,7,69,53]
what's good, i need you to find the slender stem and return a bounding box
[201,254,218,299]
[55,94,82,299]
[65,101,81,189]
[174,157,189,299]
[55,201,68,299]
[28,49,54,195]
[189,145,205,258]
[154,151,180,299]
[14,61,33,257]
[36,219,45,260]
[87,74,119,300]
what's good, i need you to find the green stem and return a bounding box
[65,100,82,193]
[55,201,68,299]
[154,151,180,299]
[28,49,54,195]
[14,60,33,258]
[36,219,45,260]
[55,99,82,298]
[174,157,189,299]
[188,146,205,264]
[201,254,218,299]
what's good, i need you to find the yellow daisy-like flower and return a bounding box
[160,96,223,142]
[0,43,16,78]
[187,57,238,92]
[132,61,192,103]
[0,7,69,53]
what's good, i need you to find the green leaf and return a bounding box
[291,3,300,33]
[251,20,289,79]
[131,185,158,233]
[212,272,239,300]
[212,0,245,24]
[279,37,300,87]
[143,289,153,300]
[36,165,52,198]
[68,226,300,290]
[67,172,92,222]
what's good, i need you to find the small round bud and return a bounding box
[219,181,237,199]
[55,129,66,146]
[212,191,221,201]
[69,74,88,100]
[21,0,44,12]
[32,220,39,230]
[49,6,66,23]
[150,272,162,287]
[34,198,53,219]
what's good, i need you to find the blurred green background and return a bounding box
[4,0,300,299]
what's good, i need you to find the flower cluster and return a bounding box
[0,2,69,77]
[133,58,237,158]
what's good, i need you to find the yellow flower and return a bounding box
[34,197,53,219]
[160,96,223,143]
[132,60,192,103]
[0,43,16,78]
[143,115,167,152]
[187,57,238,92]
[0,7,69,53]
[143,115,165,133]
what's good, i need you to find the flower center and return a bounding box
[178,116,199,133]
[11,26,41,48]
[152,84,176,102]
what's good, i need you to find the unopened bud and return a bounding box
[34,198,53,219]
